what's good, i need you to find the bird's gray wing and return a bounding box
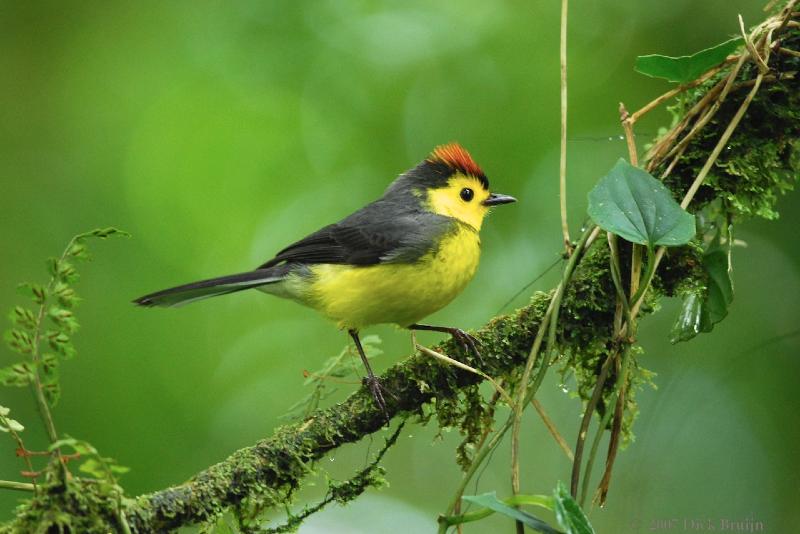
[258,200,453,268]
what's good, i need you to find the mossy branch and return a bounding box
[3,5,798,534]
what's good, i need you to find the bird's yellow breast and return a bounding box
[304,224,480,329]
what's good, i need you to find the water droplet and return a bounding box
[559,383,569,394]
[329,457,335,462]
[407,434,414,439]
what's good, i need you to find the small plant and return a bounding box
[0,228,132,533]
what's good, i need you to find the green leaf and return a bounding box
[108,463,130,474]
[462,492,562,534]
[67,242,88,259]
[77,227,131,240]
[587,159,695,248]
[50,437,82,452]
[48,306,79,334]
[46,257,59,277]
[42,381,61,406]
[4,329,33,354]
[52,283,79,308]
[0,362,33,387]
[702,249,733,325]
[553,482,595,534]
[0,417,24,433]
[670,248,734,344]
[670,290,705,343]
[9,306,37,330]
[635,37,742,83]
[16,283,46,304]
[79,458,105,478]
[0,405,25,433]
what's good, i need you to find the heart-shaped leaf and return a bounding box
[462,492,562,534]
[553,482,595,534]
[635,37,742,83]
[587,159,695,248]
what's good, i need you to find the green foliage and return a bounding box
[461,492,560,533]
[215,422,403,534]
[670,229,734,343]
[0,229,133,534]
[556,242,657,447]
[635,37,742,83]
[661,33,800,220]
[51,438,130,483]
[445,483,596,534]
[2,227,129,406]
[552,481,594,534]
[0,405,24,434]
[587,159,696,249]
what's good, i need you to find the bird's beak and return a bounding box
[483,193,517,206]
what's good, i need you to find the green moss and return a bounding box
[2,478,129,534]
[662,34,800,220]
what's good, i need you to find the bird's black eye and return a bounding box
[460,187,474,202]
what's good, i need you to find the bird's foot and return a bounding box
[362,375,394,422]
[447,328,483,365]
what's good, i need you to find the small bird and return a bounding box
[134,143,516,412]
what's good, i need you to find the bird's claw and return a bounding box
[448,328,484,365]
[362,375,394,422]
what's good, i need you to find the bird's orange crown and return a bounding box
[429,143,486,186]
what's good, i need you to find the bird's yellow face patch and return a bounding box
[426,174,491,230]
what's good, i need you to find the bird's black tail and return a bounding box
[133,266,290,308]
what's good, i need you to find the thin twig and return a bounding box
[681,76,765,210]
[0,420,37,491]
[532,399,574,461]
[619,104,638,167]
[0,480,35,492]
[584,224,602,250]
[510,289,558,502]
[559,0,571,252]
[777,46,800,57]
[569,352,615,498]
[595,345,633,505]
[629,59,735,123]
[511,227,593,499]
[452,389,503,533]
[578,394,616,507]
[740,14,770,73]
[620,103,644,307]
[416,345,513,406]
[440,417,514,534]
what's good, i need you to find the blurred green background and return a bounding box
[1,1,798,532]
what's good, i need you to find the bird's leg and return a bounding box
[408,323,483,364]
[348,329,389,419]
